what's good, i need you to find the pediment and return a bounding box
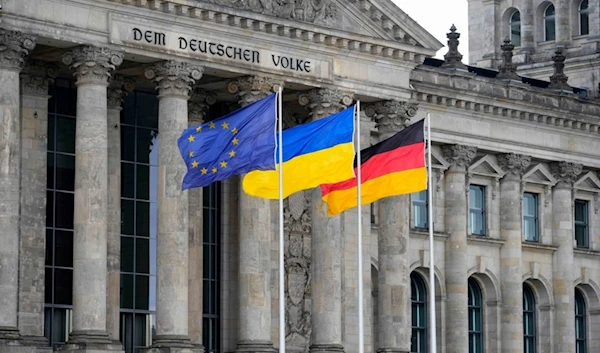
[523,164,557,186]
[468,155,506,178]
[428,145,449,170]
[574,171,600,192]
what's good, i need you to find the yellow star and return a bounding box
[188,135,195,142]
[209,122,216,129]
[232,137,239,145]
[220,160,227,168]
[196,126,202,132]
[191,160,199,168]
[231,127,238,134]
[201,167,208,175]
[212,167,218,173]
[189,150,194,157]
[229,150,236,158]
[222,122,229,129]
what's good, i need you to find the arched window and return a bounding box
[468,279,484,353]
[510,10,522,46]
[575,289,587,353]
[411,273,427,353]
[579,0,589,35]
[544,4,556,41]
[523,283,537,353]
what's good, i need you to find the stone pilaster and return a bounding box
[0,28,36,348]
[187,88,215,350]
[143,61,203,352]
[61,45,124,351]
[555,0,571,47]
[299,88,353,353]
[227,76,282,353]
[520,0,534,54]
[364,101,417,353]
[106,75,134,343]
[17,60,58,352]
[441,144,477,353]
[550,161,582,353]
[497,153,531,353]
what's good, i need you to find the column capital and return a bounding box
[497,153,531,181]
[298,88,353,120]
[107,74,135,109]
[364,100,418,136]
[20,60,59,95]
[550,161,582,189]
[62,46,124,85]
[441,144,477,172]
[0,29,36,71]
[144,60,203,99]
[227,75,284,107]
[188,87,216,126]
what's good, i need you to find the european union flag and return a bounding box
[178,93,277,190]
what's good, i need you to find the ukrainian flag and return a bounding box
[242,106,356,199]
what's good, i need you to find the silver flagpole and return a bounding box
[278,86,285,353]
[356,101,364,353]
[427,113,436,353]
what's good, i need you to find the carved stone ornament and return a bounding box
[201,0,337,26]
[283,191,312,353]
[497,37,520,81]
[144,60,203,98]
[441,144,477,172]
[442,24,467,70]
[548,48,571,91]
[0,29,36,70]
[188,87,217,125]
[550,161,583,189]
[107,74,135,109]
[20,60,59,95]
[364,100,418,136]
[62,46,124,85]
[227,75,284,107]
[298,88,354,120]
[497,153,531,181]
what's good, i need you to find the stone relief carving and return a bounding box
[62,46,124,84]
[441,144,477,172]
[497,153,531,181]
[200,0,337,25]
[550,161,583,189]
[283,191,312,353]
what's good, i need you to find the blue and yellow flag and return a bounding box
[242,106,356,199]
[178,93,277,190]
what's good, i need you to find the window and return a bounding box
[510,10,522,46]
[523,193,539,242]
[413,190,428,229]
[579,0,589,35]
[544,4,556,41]
[120,91,159,353]
[470,185,486,236]
[203,182,221,353]
[410,273,427,353]
[523,283,536,353]
[575,289,587,353]
[468,279,483,353]
[574,200,589,249]
[44,78,77,349]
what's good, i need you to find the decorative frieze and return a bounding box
[144,60,203,98]
[441,144,477,172]
[364,100,418,135]
[497,153,531,181]
[298,88,353,120]
[0,29,36,70]
[20,60,59,95]
[550,161,583,189]
[62,46,124,85]
[227,75,283,107]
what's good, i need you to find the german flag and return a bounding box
[320,119,427,216]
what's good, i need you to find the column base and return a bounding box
[59,330,123,353]
[376,349,409,353]
[20,336,52,353]
[0,329,35,353]
[309,344,345,353]
[236,340,275,353]
[142,335,202,353]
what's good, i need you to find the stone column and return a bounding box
[226,76,283,353]
[187,88,215,349]
[143,61,203,351]
[497,153,531,353]
[298,88,353,353]
[550,162,582,353]
[61,45,123,349]
[0,29,35,346]
[17,60,57,351]
[520,0,534,53]
[555,0,571,47]
[106,75,134,343]
[364,101,418,353]
[441,144,477,353]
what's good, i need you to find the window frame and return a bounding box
[410,273,427,353]
[468,278,484,353]
[523,283,537,353]
[469,185,487,236]
[544,3,556,41]
[575,289,587,353]
[523,193,539,242]
[579,0,589,36]
[574,199,589,249]
[412,190,429,230]
[509,10,522,47]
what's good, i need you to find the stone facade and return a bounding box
[1,2,600,353]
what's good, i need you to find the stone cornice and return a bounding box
[411,66,600,136]
[104,0,435,64]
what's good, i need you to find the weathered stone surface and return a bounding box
[298,88,353,120]
[62,46,124,85]
[0,29,36,70]
[227,76,283,108]
[145,61,203,99]
[364,100,417,136]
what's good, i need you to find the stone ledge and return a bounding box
[411,229,449,240]
[521,241,558,253]
[573,248,600,257]
[467,235,505,247]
